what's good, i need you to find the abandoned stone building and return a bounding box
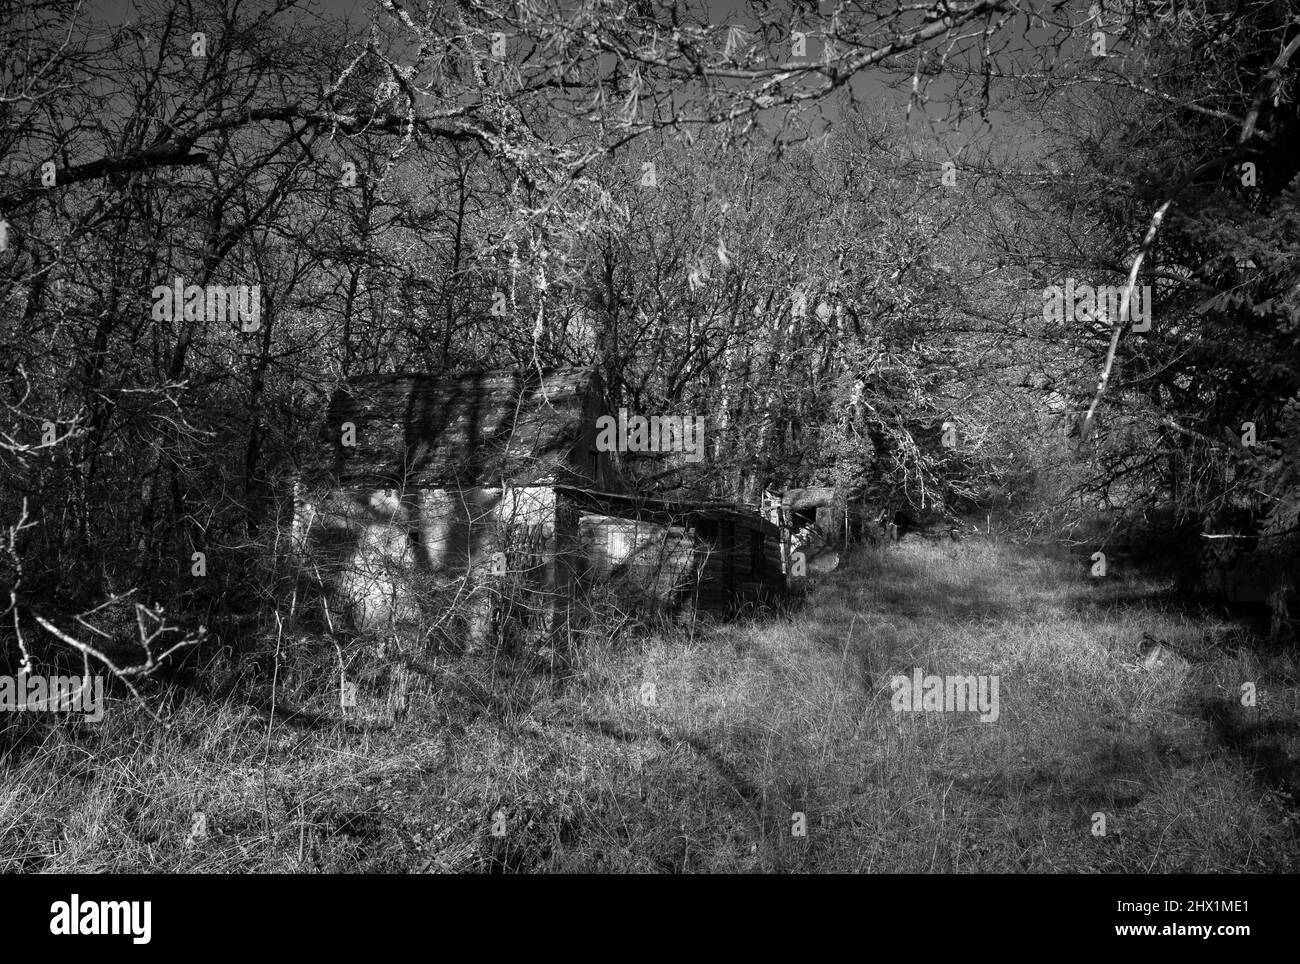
[291,367,789,642]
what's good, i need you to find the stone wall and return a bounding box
[293,484,563,640]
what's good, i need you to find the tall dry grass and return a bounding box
[2,536,1296,872]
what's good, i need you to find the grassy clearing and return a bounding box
[2,537,1297,872]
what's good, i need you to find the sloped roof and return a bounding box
[555,484,780,535]
[301,367,600,488]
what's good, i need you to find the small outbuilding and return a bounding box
[292,367,790,643]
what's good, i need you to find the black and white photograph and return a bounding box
[0,0,1295,921]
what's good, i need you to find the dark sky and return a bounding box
[88,0,1047,164]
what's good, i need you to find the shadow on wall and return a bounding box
[578,514,694,609]
[293,485,562,645]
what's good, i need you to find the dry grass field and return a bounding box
[3,537,1298,872]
